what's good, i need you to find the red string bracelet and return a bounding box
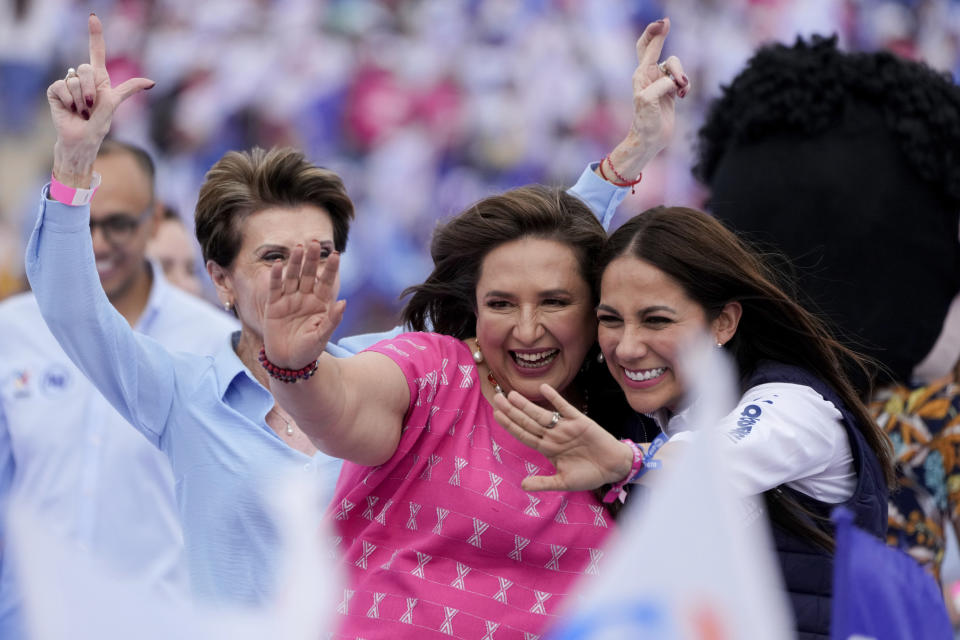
[599,155,643,194]
[258,347,319,383]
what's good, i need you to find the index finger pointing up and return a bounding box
[88,13,107,71]
[636,17,670,69]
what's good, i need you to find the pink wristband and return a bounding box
[49,172,101,206]
[602,439,645,504]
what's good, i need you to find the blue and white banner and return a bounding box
[547,337,794,640]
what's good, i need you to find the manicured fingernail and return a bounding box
[82,110,90,120]
[70,103,77,113]
[146,82,156,90]
[682,74,689,85]
[85,96,94,108]
[678,88,687,99]
[655,18,665,24]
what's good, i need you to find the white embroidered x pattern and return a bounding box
[484,472,502,501]
[524,494,540,518]
[448,457,468,486]
[334,498,355,521]
[361,496,380,521]
[450,562,471,589]
[355,540,377,569]
[411,551,432,578]
[545,544,567,571]
[589,504,608,528]
[481,620,499,640]
[374,498,395,525]
[440,607,458,635]
[586,548,604,575]
[420,454,442,480]
[400,598,418,624]
[530,591,552,615]
[366,592,386,619]
[433,507,450,534]
[554,498,569,524]
[508,535,530,561]
[493,577,513,604]
[336,589,355,615]
[406,502,421,530]
[458,364,474,388]
[467,518,489,548]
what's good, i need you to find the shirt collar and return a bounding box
[211,330,261,400]
[134,260,170,333]
[648,403,694,435]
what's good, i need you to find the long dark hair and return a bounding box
[402,185,644,509]
[600,206,896,546]
[402,185,607,336]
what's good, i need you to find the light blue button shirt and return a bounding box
[20,164,623,606]
[0,262,239,636]
[0,403,16,639]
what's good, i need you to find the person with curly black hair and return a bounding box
[693,34,960,631]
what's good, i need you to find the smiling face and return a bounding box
[598,254,737,414]
[208,205,336,340]
[474,236,596,405]
[89,151,160,301]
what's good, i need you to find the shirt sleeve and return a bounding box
[715,383,848,497]
[566,162,628,231]
[328,326,408,357]
[0,401,13,559]
[24,190,176,445]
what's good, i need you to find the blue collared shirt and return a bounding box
[0,261,239,635]
[21,164,623,606]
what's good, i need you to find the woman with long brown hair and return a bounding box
[493,205,895,640]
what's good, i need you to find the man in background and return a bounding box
[0,140,239,638]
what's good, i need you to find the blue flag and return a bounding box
[831,507,952,640]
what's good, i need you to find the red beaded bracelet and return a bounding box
[602,439,645,504]
[599,155,643,194]
[258,347,319,383]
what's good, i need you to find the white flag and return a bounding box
[7,474,342,640]
[549,336,794,640]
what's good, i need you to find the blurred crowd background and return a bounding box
[1,0,959,335]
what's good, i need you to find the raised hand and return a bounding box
[46,14,155,187]
[603,17,690,181]
[263,241,346,370]
[492,383,635,493]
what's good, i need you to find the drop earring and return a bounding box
[596,351,605,364]
[473,343,484,364]
[224,300,233,312]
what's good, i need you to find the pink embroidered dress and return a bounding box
[327,332,614,639]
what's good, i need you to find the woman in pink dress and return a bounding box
[261,20,689,638]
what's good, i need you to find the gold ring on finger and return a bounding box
[65,67,78,80]
[657,61,670,77]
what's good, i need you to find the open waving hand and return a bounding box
[263,241,346,369]
[492,384,635,492]
[47,14,155,187]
